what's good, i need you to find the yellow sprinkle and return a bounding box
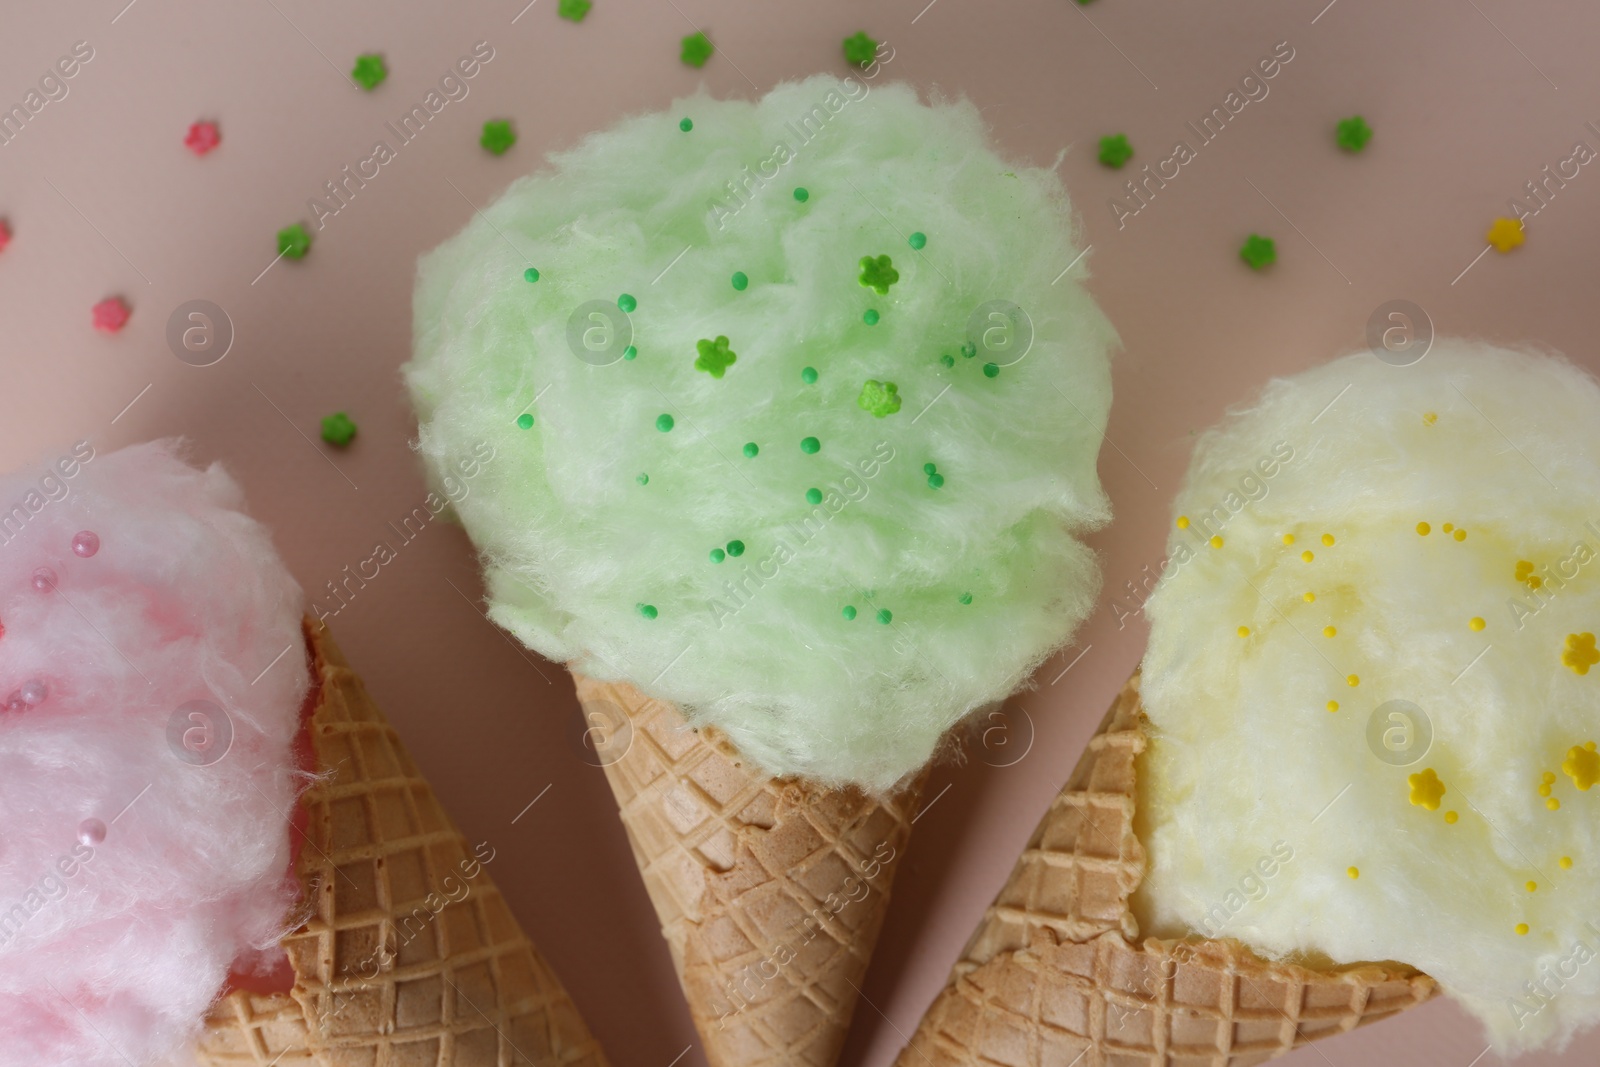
[1347,674,1360,687]
[1302,550,1315,563]
[1562,742,1600,789]
[1443,523,1453,533]
[1408,767,1446,810]
[1347,866,1359,879]
[1238,626,1251,638]
[1304,591,1315,603]
[1444,810,1458,824]
[1453,529,1467,542]
[1539,784,1552,797]
[1560,856,1573,869]
[1488,216,1525,253]
[1327,700,1339,713]
[1423,412,1437,425]
[1564,633,1600,676]
[1469,617,1486,631]
[1282,533,1295,545]
[1416,522,1430,536]
[1548,798,1561,810]
[1527,881,1538,892]
[1516,922,1530,936]
[1210,535,1224,549]
[1176,515,1190,529]
[1323,626,1337,638]
[1321,533,1335,547]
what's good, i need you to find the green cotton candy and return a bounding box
[406,74,1116,791]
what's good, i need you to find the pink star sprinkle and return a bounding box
[185,120,221,156]
[93,297,131,333]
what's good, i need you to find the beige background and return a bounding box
[3,0,1598,1063]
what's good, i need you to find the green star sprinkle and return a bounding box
[516,413,534,429]
[655,413,674,432]
[523,267,540,282]
[857,379,901,417]
[637,603,658,619]
[351,54,387,90]
[623,345,638,360]
[805,488,823,505]
[694,335,737,378]
[481,120,516,155]
[558,0,592,20]
[842,31,878,67]
[726,540,745,557]
[743,442,759,458]
[959,592,973,605]
[731,271,748,291]
[908,231,927,250]
[618,293,637,312]
[983,362,1000,379]
[681,31,713,68]
[1098,133,1133,169]
[1239,234,1277,270]
[793,187,809,202]
[801,366,818,384]
[710,548,726,563]
[320,411,357,447]
[1336,115,1372,152]
[277,223,311,259]
[800,436,820,454]
[858,254,899,294]
[863,309,880,326]
[679,116,694,132]
[842,605,857,620]
[876,609,892,624]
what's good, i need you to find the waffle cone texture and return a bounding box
[896,674,1437,1067]
[197,621,609,1067]
[573,674,923,1067]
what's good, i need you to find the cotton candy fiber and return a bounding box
[408,75,1114,790]
[0,441,307,1067]
[1135,342,1600,1052]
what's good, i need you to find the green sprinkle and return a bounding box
[908,231,927,250]
[694,335,736,378]
[731,271,748,291]
[876,609,893,624]
[800,436,820,454]
[1336,115,1373,152]
[801,366,818,384]
[726,540,745,557]
[320,412,357,447]
[517,413,535,430]
[558,0,592,20]
[928,472,945,489]
[637,603,658,620]
[961,341,977,358]
[858,254,899,294]
[277,223,311,259]
[742,442,759,458]
[959,592,973,605]
[939,354,955,368]
[1240,234,1277,270]
[863,309,880,326]
[983,362,1000,379]
[805,488,823,505]
[842,31,878,67]
[710,548,725,563]
[351,54,387,91]
[523,267,540,283]
[623,345,638,360]
[480,119,516,155]
[923,462,937,476]
[679,116,694,132]
[793,187,810,202]
[637,473,649,485]
[655,413,674,432]
[1098,133,1133,169]
[680,31,713,67]
[618,293,637,312]
[842,605,857,620]
[856,379,901,417]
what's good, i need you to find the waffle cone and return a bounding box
[197,621,609,1067]
[896,673,1437,1067]
[572,673,922,1067]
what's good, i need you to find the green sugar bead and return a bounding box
[637,473,649,485]
[983,362,1000,378]
[655,413,675,432]
[908,232,927,250]
[863,309,880,326]
[623,345,638,360]
[876,609,892,624]
[842,605,857,620]
[638,603,658,619]
[805,488,823,505]
[742,442,759,458]
[710,548,726,563]
[961,341,977,358]
[928,472,945,489]
[523,267,540,282]
[618,293,637,312]
[959,592,973,605]
[800,436,820,454]
[679,117,694,132]
[923,462,937,476]
[517,413,535,429]
[731,271,749,291]
[940,354,955,367]
[801,366,818,384]
[793,187,810,202]
[726,539,745,557]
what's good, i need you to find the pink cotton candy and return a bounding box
[0,440,308,1067]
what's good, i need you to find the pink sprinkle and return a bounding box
[0,219,10,253]
[93,297,131,333]
[184,120,221,156]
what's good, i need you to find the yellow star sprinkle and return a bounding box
[1210,535,1224,549]
[1322,533,1335,546]
[1562,742,1599,790]
[1176,515,1190,529]
[1416,522,1431,536]
[1347,866,1360,879]
[1560,856,1573,869]
[1444,810,1459,824]
[1487,216,1525,252]
[1423,412,1438,425]
[1470,617,1486,631]
[1327,700,1339,712]
[1408,767,1446,811]
[1516,923,1530,936]
[1563,633,1599,675]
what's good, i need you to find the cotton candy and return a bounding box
[406,74,1116,790]
[1136,342,1600,1052]
[0,441,307,1067]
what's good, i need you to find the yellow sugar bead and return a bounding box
[1327,701,1339,712]
[1527,881,1538,892]
[1516,923,1530,936]
[1470,617,1486,631]
[1347,674,1360,687]
[1304,591,1315,602]
[1416,522,1430,535]
[1548,798,1561,810]
[1302,550,1315,563]
[1443,523,1454,533]
[1322,533,1335,546]
[1454,529,1467,542]
[1423,412,1438,425]
[1283,533,1295,545]
[1444,810,1458,824]
[1323,626,1337,638]
[1539,784,1552,797]
[1176,515,1190,529]
[1543,772,1557,784]
[1238,626,1251,638]
[1347,867,1359,879]
[1210,535,1224,548]
[1561,856,1574,869]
